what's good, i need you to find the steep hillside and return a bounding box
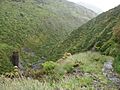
[0,0,97,73]
[49,5,120,72]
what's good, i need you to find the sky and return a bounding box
[67,0,120,11]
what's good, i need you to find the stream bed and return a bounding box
[102,60,120,88]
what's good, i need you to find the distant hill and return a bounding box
[50,5,120,61]
[0,0,96,73]
[77,2,103,14]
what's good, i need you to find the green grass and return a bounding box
[0,77,117,90]
[0,77,93,90]
[62,52,112,74]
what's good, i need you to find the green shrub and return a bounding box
[42,61,58,74]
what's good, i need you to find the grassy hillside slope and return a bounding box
[49,5,120,73]
[0,0,96,73]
